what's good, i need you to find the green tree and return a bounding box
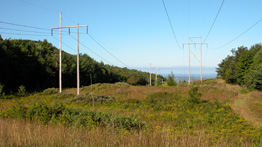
[252,65,262,90]
[167,72,177,86]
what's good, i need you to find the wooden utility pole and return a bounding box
[183,37,207,84]
[59,11,62,93]
[152,68,159,86]
[51,12,88,95]
[150,63,152,86]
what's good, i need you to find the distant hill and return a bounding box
[0,37,163,93]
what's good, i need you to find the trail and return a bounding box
[231,93,262,124]
[215,79,262,125]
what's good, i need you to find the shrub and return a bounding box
[18,85,26,96]
[0,83,4,96]
[42,88,59,95]
[115,82,131,88]
[188,84,202,104]
[0,102,146,130]
[68,94,116,105]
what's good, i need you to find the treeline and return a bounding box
[216,44,262,90]
[0,36,163,93]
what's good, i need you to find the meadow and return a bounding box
[0,79,262,146]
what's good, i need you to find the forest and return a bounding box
[216,43,262,90]
[0,36,163,94]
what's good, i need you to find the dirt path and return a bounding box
[231,93,262,124]
[214,79,262,124]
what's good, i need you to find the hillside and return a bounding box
[0,37,163,93]
[0,79,262,146]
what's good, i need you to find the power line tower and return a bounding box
[183,37,208,84]
[51,11,88,95]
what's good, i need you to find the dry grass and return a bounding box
[0,118,248,147]
[247,91,262,118]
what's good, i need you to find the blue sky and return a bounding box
[0,0,262,74]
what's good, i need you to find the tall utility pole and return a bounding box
[152,68,159,86]
[183,37,207,84]
[59,11,62,93]
[150,63,152,86]
[51,12,88,95]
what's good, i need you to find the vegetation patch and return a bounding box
[68,94,116,105]
[42,88,59,95]
[0,102,145,130]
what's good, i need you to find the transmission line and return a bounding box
[20,0,76,24]
[0,21,50,31]
[52,36,76,52]
[161,0,181,49]
[202,0,225,79]
[0,32,49,36]
[0,21,76,34]
[204,0,225,43]
[0,27,52,34]
[69,35,114,65]
[88,34,129,67]
[212,18,262,50]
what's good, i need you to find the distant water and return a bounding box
[161,73,217,82]
[132,66,217,81]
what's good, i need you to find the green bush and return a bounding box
[68,94,116,105]
[0,102,145,130]
[18,85,26,96]
[0,83,4,96]
[42,88,59,95]
[188,84,202,104]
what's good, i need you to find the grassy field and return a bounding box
[0,79,262,146]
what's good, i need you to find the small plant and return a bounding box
[0,83,4,96]
[188,84,202,104]
[18,85,26,96]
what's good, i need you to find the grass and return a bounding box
[247,91,262,118]
[0,79,262,146]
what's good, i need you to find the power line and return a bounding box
[52,36,76,52]
[161,0,182,49]
[0,27,52,34]
[0,21,50,31]
[19,0,76,24]
[88,34,129,67]
[69,35,114,65]
[212,18,262,50]
[204,0,225,43]
[0,21,79,34]
[0,32,50,36]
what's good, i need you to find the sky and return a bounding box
[0,0,262,75]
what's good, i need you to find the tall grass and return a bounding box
[0,118,247,147]
[1,79,262,146]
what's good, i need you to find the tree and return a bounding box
[167,72,177,86]
[252,65,262,90]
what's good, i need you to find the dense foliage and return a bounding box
[217,44,262,90]
[0,37,161,93]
